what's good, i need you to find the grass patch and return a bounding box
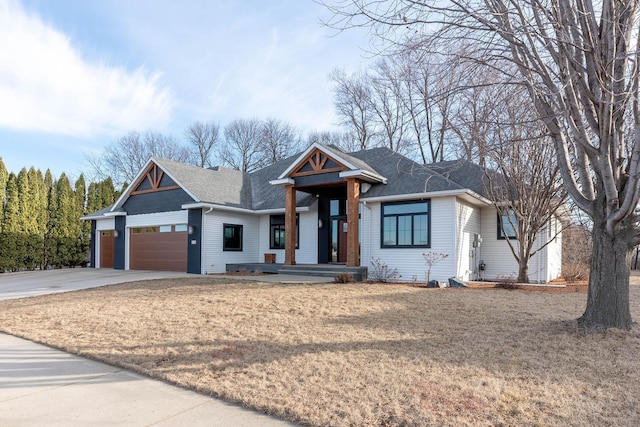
[0,277,639,426]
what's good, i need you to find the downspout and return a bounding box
[536,229,542,284]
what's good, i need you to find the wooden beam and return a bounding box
[346,178,360,267]
[284,184,296,266]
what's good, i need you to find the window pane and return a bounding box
[175,224,188,232]
[383,217,396,246]
[398,216,412,245]
[270,214,285,226]
[159,225,172,233]
[384,202,428,215]
[330,199,340,216]
[413,214,428,245]
[223,224,242,250]
[500,211,517,238]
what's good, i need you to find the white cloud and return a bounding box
[0,0,172,137]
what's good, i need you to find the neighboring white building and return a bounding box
[83,143,562,283]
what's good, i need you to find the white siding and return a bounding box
[455,199,482,281]
[202,210,260,274]
[257,210,319,264]
[95,218,115,231]
[479,207,562,283]
[124,211,188,270]
[362,197,457,283]
[545,216,563,281]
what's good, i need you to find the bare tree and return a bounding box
[87,130,190,185]
[485,101,567,283]
[221,118,264,173]
[324,0,640,331]
[330,68,375,150]
[260,118,301,165]
[369,58,408,152]
[185,121,220,168]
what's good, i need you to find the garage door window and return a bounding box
[223,224,243,251]
[159,225,172,233]
[175,224,188,232]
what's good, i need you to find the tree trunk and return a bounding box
[517,262,529,284]
[579,218,633,331]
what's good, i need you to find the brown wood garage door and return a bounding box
[129,225,187,272]
[100,230,114,268]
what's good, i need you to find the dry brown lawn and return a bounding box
[1,276,639,426]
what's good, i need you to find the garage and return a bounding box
[99,230,115,268]
[129,225,188,272]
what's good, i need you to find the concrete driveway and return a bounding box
[0,268,192,301]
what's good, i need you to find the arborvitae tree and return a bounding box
[74,174,88,266]
[0,158,7,223]
[29,168,48,269]
[1,173,20,271]
[17,168,38,270]
[51,174,74,267]
[43,170,56,268]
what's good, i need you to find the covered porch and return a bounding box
[269,143,386,269]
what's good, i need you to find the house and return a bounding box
[83,143,563,283]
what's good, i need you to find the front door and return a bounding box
[331,219,348,263]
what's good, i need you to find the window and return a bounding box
[223,224,243,251]
[159,225,172,233]
[175,224,188,232]
[381,201,430,248]
[270,214,299,249]
[498,210,517,239]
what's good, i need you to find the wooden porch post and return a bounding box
[346,177,360,267]
[284,184,296,266]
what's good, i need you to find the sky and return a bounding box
[0,0,373,180]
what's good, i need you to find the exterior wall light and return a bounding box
[318,219,323,229]
[113,230,119,238]
[188,225,195,235]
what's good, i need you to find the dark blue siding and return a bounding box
[187,209,203,274]
[114,216,126,270]
[123,188,194,215]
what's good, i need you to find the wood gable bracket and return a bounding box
[290,149,348,177]
[130,163,180,195]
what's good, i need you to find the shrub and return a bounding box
[562,263,589,282]
[334,272,355,283]
[495,274,519,290]
[368,257,400,282]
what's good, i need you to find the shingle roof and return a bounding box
[90,144,494,219]
[348,147,465,198]
[153,157,251,208]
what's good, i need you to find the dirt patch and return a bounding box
[0,278,639,426]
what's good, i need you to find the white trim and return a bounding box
[339,169,387,184]
[269,178,295,186]
[277,142,361,179]
[362,189,491,205]
[181,202,311,215]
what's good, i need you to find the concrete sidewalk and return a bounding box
[0,333,296,427]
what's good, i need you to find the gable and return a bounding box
[131,163,180,195]
[290,148,348,177]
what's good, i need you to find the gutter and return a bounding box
[361,189,491,205]
[181,202,311,215]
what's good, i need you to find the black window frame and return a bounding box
[380,200,430,248]
[269,214,299,250]
[497,210,517,240]
[223,223,243,251]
